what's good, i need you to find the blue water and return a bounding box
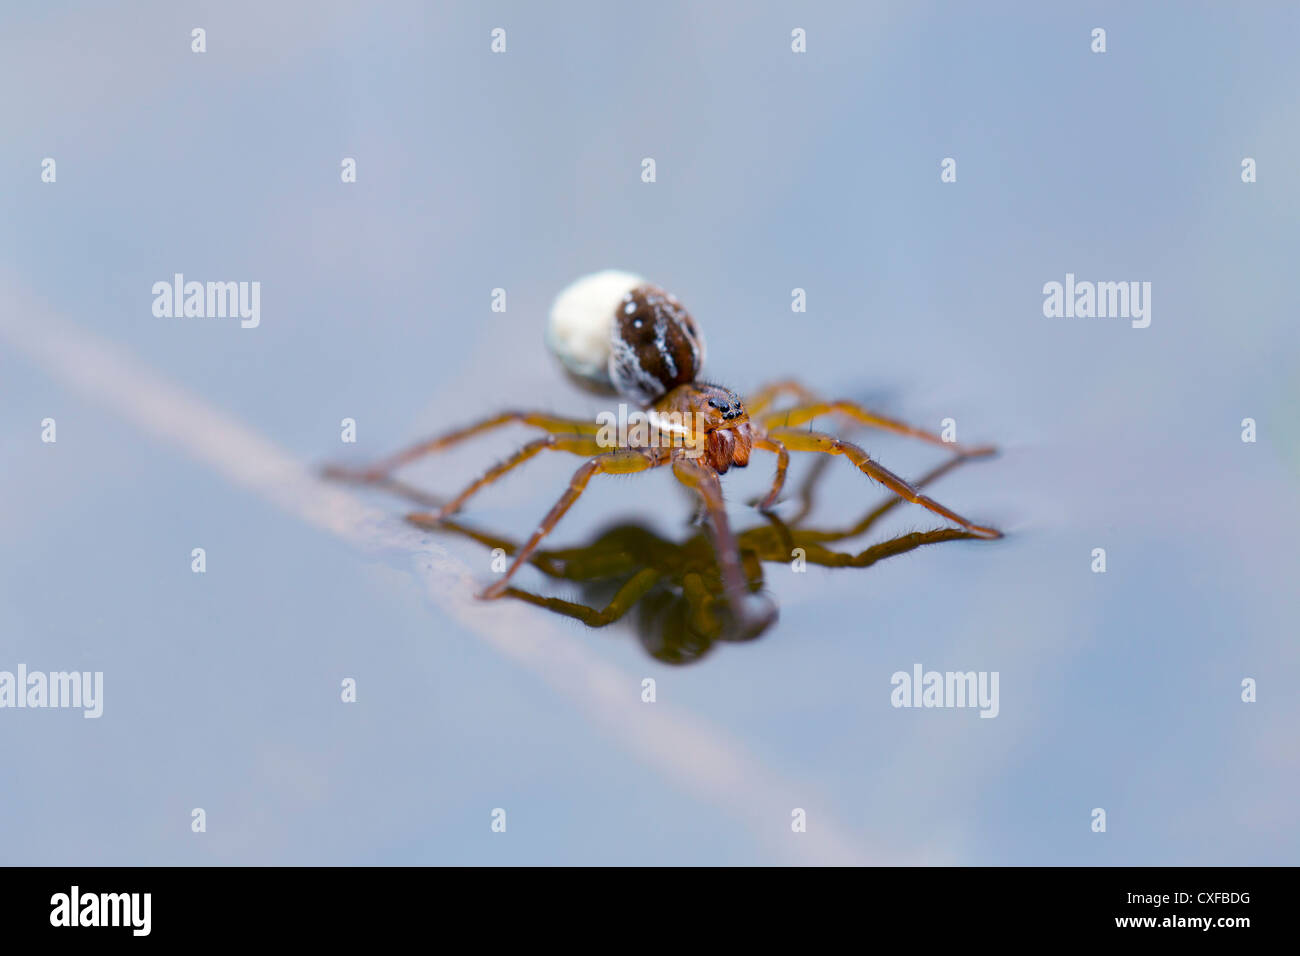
[1,0,1296,864]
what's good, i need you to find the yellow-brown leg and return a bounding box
[759,398,995,457]
[405,434,615,524]
[480,449,663,599]
[787,453,835,525]
[404,516,564,579]
[752,435,790,512]
[323,409,603,483]
[672,457,777,636]
[794,454,976,546]
[766,427,1002,539]
[408,516,666,582]
[502,566,663,627]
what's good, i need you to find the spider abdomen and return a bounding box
[547,271,707,405]
[609,285,706,404]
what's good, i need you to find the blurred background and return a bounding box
[1,0,1297,864]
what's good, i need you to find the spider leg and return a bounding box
[751,435,790,512]
[323,410,602,484]
[795,528,982,569]
[738,509,798,564]
[358,476,446,509]
[766,427,1002,539]
[407,433,612,523]
[794,454,976,546]
[671,457,777,636]
[758,398,996,458]
[680,571,727,642]
[406,515,566,579]
[479,449,664,599]
[409,515,666,581]
[500,567,663,627]
[789,453,835,525]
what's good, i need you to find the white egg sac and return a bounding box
[546,270,645,392]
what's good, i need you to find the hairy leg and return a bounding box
[751,435,790,512]
[766,427,1001,538]
[480,449,663,599]
[672,457,777,636]
[323,409,603,483]
[760,400,995,457]
[792,454,977,546]
[406,434,614,523]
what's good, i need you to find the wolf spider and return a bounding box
[325,271,1002,634]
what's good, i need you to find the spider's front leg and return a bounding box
[478,448,665,600]
[322,409,603,484]
[671,457,777,638]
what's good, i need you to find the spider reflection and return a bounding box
[382,453,984,665]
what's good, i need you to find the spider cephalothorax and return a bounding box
[653,383,754,474]
[328,270,1002,637]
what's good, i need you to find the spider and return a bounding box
[325,270,1002,634]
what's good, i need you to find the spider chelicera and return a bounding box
[325,270,1002,635]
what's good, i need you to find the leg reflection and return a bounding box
[377,452,994,662]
